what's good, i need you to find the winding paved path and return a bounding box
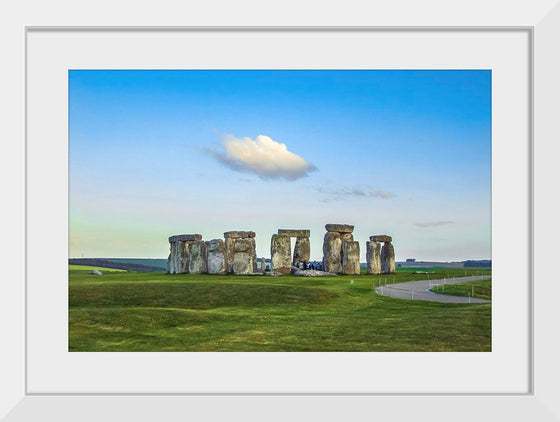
[375,276,491,303]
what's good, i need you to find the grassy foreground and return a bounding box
[69,267,491,352]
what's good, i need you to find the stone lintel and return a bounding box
[169,234,202,243]
[325,224,354,233]
[224,231,256,239]
[369,235,392,243]
[278,229,310,238]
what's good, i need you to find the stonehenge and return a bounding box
[322,224,360,275]
[366,235,396,274]
[167,231,257,275]
[270,229,311,274]
[167,226,395,277]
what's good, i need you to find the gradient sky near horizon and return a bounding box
[69,70,491,262]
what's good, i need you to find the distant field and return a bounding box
[69,265,127,272]
[69,267,491,352]
[107,258,167,270]
[69,258,165,272]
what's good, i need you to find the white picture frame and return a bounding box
[3,0,559,419]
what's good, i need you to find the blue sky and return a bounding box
[69,70,491,261]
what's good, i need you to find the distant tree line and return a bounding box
[463,260,492,268]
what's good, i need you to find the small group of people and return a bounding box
[297,260,323,271]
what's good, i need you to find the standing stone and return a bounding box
[342,240,361,275]
[167,240,189,274]
[177,241,190,274]
[271,234,291,275]
[260,257,267,272]
[224,236,236,274]
[188,240,208,274]
[167,234,202,274]
[224,231,256,274]
[206,239,226,274]
[323,231,342,274]
[381,242,396,274]
[293,237,310,266]
[249,237,258,273]
[167,242,175,274]
[366,241,382,275]
[231,238,252,274]
[232,252,251,274]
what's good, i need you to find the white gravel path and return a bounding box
[374,276,491,303]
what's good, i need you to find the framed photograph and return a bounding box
[3,0,559,420]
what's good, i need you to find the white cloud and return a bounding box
[207,134,317,181]
[369,188,396,199]
[339,187,396,199]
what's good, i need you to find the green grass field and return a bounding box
[429,278,492,300]
[69,267,491,352]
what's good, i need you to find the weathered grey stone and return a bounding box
[167,240,190,274]
[342,240,361,275]
[381,242,396,274]
[178,241,191,273]
[167,241,178,274]
[271,234,291,275]
[206,239,226,274]
[188,240,208,274]
[167,233,202,274]
[278,229,311,238]
[224,237,236,273]
[234,238,251,252]
[323,231,342,274]
[224,232,257,274]
[325,224,354,233]
[169,234,202,243]
[293,237,310,265]
[249,237,257,272]
[232,252,251,274]
[207,238,222,252]
[366,241,382,275]
[166,254,172,273]
[370,235,392,243]
[167,242,175,274]
[341,232,354,242]
[224,231,256,239]
[260,257,267,271]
